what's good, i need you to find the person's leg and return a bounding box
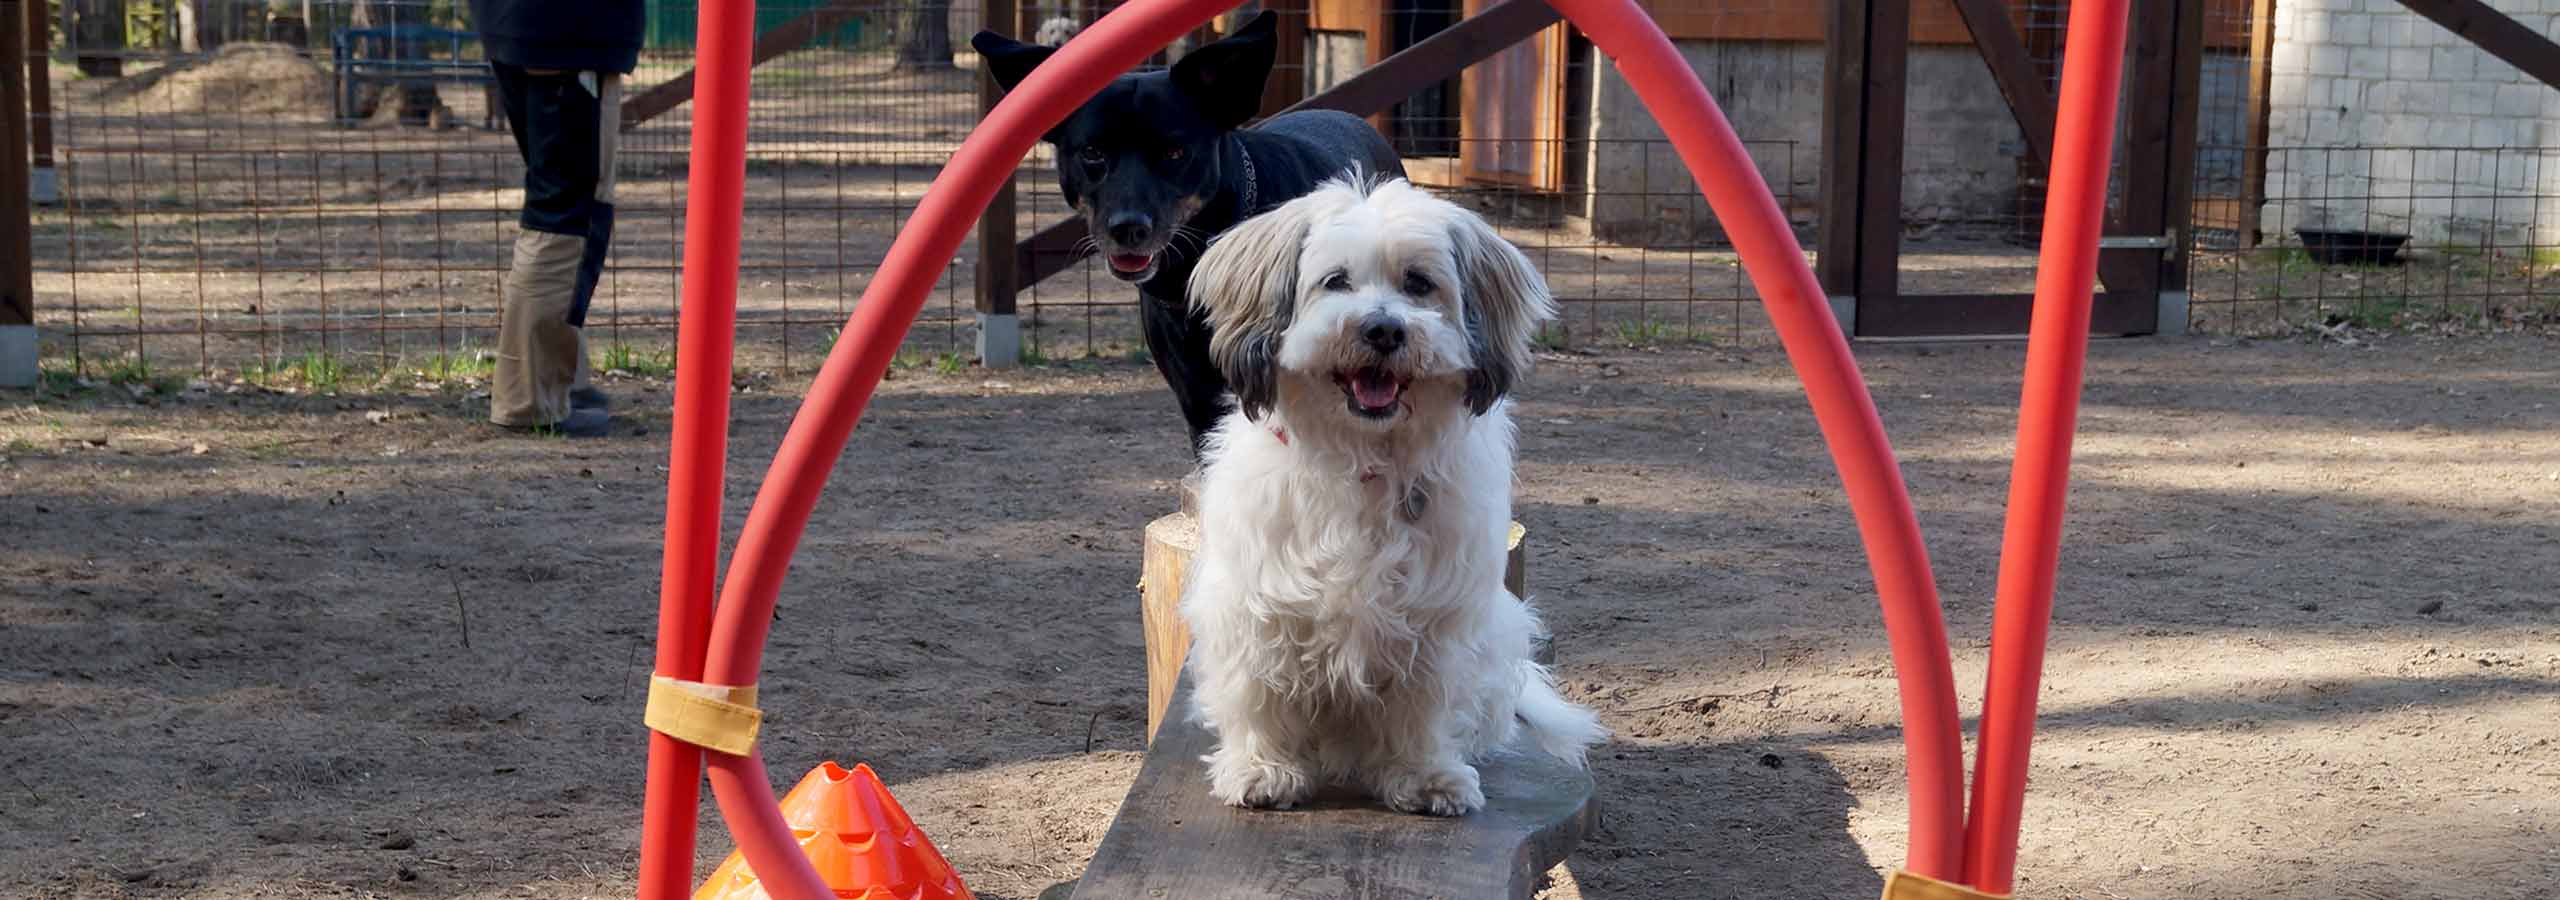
[568,73,623,413]
[490,64,608,433]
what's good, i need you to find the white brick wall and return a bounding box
[2262,0,2560,245]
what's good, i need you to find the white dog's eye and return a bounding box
[1323,270,1352,292]
[1402,271,1434,296]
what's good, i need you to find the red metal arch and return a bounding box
[637,0,2131,895]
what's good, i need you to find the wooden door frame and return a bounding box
[1821,0,2205,338]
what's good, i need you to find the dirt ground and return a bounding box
[3,333,2557,900]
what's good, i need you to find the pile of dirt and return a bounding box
[106,42,331,119]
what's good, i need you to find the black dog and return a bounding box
[972,12,1404,459]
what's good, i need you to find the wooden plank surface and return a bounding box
[1069,672,1598,900]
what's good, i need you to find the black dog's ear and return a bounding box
[1169,10,1277,129]
[971,30,1056,93]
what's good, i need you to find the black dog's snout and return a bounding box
[1105,214,1154,249]
[1359,315,1407,354]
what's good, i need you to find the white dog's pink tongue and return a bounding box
[1350,371,1401,409]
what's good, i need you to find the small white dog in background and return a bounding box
[1178,175,1604,817]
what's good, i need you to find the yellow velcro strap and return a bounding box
[1880,870,2011,900]
[644,675,763,755]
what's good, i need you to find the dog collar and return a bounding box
[1234,136,1261,216]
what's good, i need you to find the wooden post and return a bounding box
[1257,0,1306,118]
[974,0,1021,368]
[2238,0,2276,248]
[2159,0,2206,295]
[1815,0,1908,333]
[23,0,51,181]
[2,0,37,386]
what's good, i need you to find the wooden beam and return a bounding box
[1945,0,2058,167]
[1,0,31,328]
[2159,0,2206,294]
[976,0,1018,318]
[1850,0,1910,322]
[1854,291,2158,337]
[2238,0,2275,247]
[619,0,875,131]
[2107,0,2177,325]
[2390,0,2560,91]
[1814,0,1869,295]
[21,0,49,169]
[1014,0,1565,289]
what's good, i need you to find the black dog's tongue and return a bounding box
[1107,253,1152,273]
[1349,368,1401,409]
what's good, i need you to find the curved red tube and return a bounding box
[1960,0,2131,891]
[689,3,1241,899]
[1542,0,1967,877]
[636,0,756,898]
[658,0,1985,894]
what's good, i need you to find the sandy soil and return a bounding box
[3,334,2557,900]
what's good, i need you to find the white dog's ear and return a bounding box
[1188,196,1316,421]
[1448,213,1558,415]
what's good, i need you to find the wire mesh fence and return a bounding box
[21,0,2560,383]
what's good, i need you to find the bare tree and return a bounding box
[895,0,953,70]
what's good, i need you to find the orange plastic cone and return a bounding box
[692,762,973,900]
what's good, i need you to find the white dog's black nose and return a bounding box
[1360,315,1406,354]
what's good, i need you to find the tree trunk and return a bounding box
[175,0,199,53]
[73,0,124,76]
[895,0,953,70]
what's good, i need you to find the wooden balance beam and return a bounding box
[1067,480,1594,899]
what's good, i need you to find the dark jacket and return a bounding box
[471,0,644,74]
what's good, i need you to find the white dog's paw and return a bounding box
[1376,763,1484,817]
[1206,751,1315,810]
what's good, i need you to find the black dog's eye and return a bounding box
[1402,271,1434,296]
[1078,147,1106,166]
[1163,146,1185,161]
[1322,270,1352,292]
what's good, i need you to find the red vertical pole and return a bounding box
[1961,0,2133,890]
[1546,0,1967,879]
[636,0,756,896]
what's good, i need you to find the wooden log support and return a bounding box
[1013,0,1565,289]
[1068,671,1596,900]
[1140,507,1532,741]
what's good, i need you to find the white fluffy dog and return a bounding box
[1178,175,1604,817]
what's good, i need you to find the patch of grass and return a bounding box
[597,343,675,377]
[417,344,497,381]
[37,366,89,395]
[4,437,36,455]
[1020,343,1051,367]
[891,349,972,375]
[291,352,346,391]
[97,356,186,395]
[1613,320,1680,346]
